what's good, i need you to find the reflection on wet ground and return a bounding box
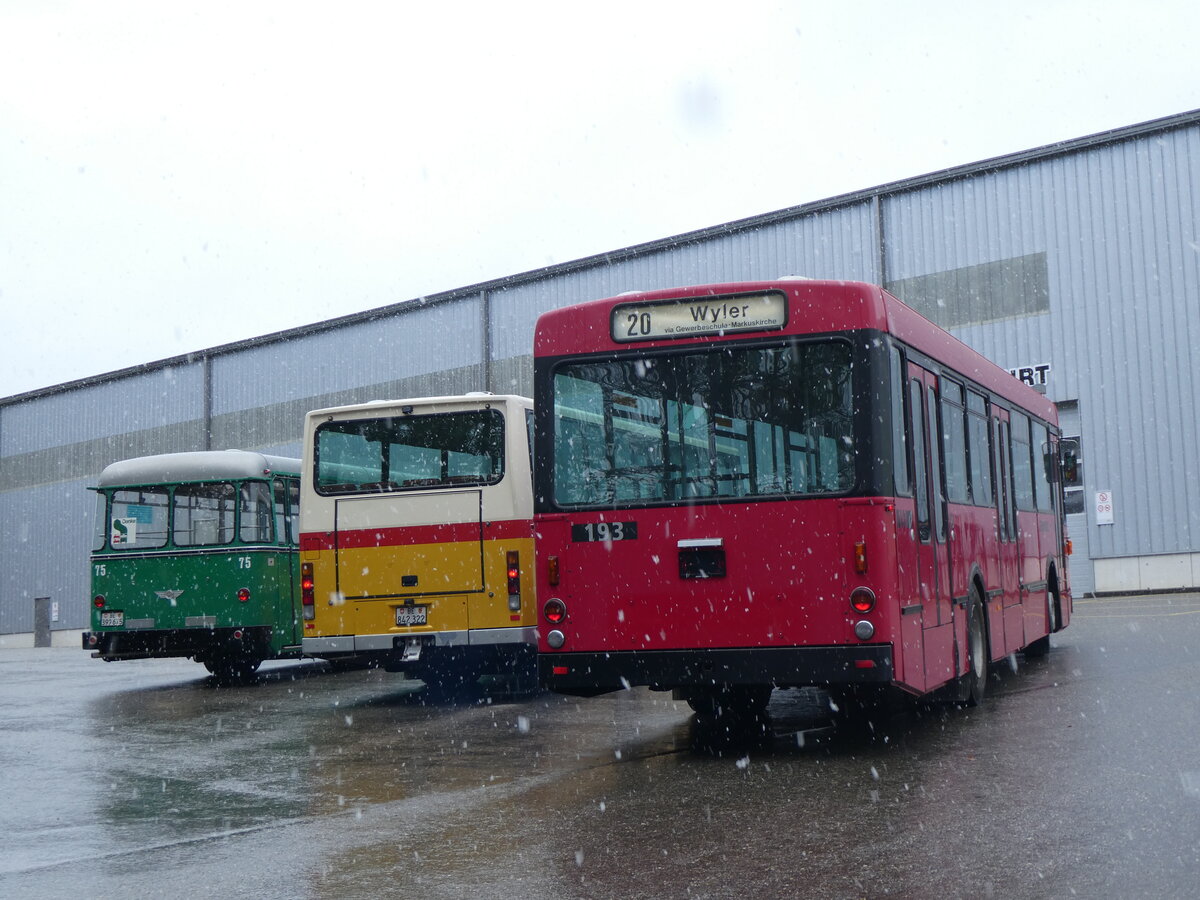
[3,594,1200,898]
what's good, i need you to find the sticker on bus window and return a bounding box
[111,517,138,545]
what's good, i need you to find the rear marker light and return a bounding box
[552,665,570,675]
[853,540,868,574]
[854,658,877,668]
[547,555,560,587]
[301,562,315,621]
[543,597,567,624]
[850,587,876,614]
[507,550,521,610]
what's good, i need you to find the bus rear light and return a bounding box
[1065,538,1073,556]
[93,595,106,609]
[552,665,570,675]
[853,540,867,574]
[301,562,315,621]
[237,588,251,603]
[543,597,567,624]
[547,555,560,587]
[853,657,877,668]
[232,629,244,640]
[546,629,566,649]
[850,587,876,614]
[507,550,521,593]
[854,621,876,641]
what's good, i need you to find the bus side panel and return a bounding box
[90,549,296,658]
[891,496,927,694]
[947,502,1001,666]
[1022,509,1056,645]
[302,530,535,642]
[92,552,270,631]
[540,500,893,656]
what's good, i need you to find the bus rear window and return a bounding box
[109,489,170,550]
[173,483,236,546]
[552,341,854,507]
[315,409,505,494]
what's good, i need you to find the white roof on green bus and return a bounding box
[95,450,301,488]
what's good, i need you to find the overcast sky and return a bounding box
[2,1,1198,398]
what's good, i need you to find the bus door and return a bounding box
[992,409,1021,653]
[276,477,301,647]
[907,364,955,688]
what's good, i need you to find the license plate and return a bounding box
[100,611,124,627]
[395,606,428,627]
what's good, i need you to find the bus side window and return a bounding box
[274,478,301,546]
[909,380,930,542]
[891,347,909,496]
[239,481,273,544]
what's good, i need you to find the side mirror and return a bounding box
[1059,439,1080,487]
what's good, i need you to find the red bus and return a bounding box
[533,280,1070,717]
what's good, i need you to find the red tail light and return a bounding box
[543,597,566,624]
[237,588,250,603]
[93,595,106,609]
[506,551,521,611]
[301,562,315,620]
[506,551,520,595]
[850,586,876,614]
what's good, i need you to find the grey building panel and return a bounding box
[2,363,204,457]
[0,477,94,633]
[489,204,879,360]
[880,125,1200,563]
[211,296,485,415]
[4,110,1200,630]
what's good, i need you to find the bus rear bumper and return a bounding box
[539,644,894,697]
[303,626,537,657]
[81,627,274,661]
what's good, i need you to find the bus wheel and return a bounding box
[685,685,772,719]
[962,590,988,707]
[1024,582,1058,658]
[204,655,262,684]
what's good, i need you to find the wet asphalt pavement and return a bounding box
[2,592,1199,899]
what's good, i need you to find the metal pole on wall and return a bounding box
[481,289,492,392]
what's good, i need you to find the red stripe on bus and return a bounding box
[300,519,532,551]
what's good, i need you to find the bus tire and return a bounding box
[1024,576,1059,658]
[685,684,772,719]
[963,589,988,707]
[204,655,262,684]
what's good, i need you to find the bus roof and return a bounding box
[305,393,532,422]
[534,280,1057,424]
[95,450,301,488]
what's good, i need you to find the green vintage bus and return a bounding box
[83,450,302,682]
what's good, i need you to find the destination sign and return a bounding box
[611,292,788,342]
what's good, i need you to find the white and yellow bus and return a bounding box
[299,393,536,691]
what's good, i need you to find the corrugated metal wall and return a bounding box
[3,111,1200,631]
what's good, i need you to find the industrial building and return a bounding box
[3,108,1198,642]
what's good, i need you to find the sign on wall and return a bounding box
[1095,490,1114,525]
